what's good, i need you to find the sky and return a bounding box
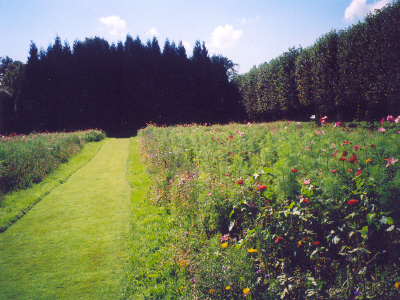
[0,0,393,74]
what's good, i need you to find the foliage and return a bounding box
[138,119,400,299]
[2,35,242,136]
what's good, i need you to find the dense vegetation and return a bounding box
[234,1,400,122]
[0,37,241,136]
[137,118,400,299]
[0,129,105,202]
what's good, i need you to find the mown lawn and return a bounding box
[0,138,131,299]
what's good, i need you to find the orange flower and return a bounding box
[331,169,337,173]
[348,199,358,205]
[301,198,309,203]
[258,185,267,191]
[313,241,320,246]
[275,236,283,244]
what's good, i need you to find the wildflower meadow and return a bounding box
[138,117,400,299]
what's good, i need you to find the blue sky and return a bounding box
[0,0,392,74]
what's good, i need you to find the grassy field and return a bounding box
[0,138,131,299]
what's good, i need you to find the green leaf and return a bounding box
[380,216,388,224]
[361,226,368,239]
[229,209,235,218]
[289,201,295,209]
[366,213,375,225]
[387,217,394,225]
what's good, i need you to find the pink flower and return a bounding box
[381,118,385,125]
[395,116,400,123]
[303,179,312,185]
[378,127,386,133]
[236,130,244,137]
[387,115,395,123]
[229,135,234,139]
[315,131,320,135]
[320,131,325,134]
[386,157,398,168]
[353,145,360,151]
[305,146,310,150]
[356,170,362,176]
[334,122,341,127]
[206,191,212,196]
[341,141,352,146]
[220,234,230,242]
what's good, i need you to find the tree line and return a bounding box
[233,0,400,122]
[0,36,243,136]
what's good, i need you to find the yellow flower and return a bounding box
[395,281,400,291]
[180,260,188,267]
[226,286,231,290]
[297,241,302,247]
[209,289,214,293]
[221,242,228,249]
[243,288,250,295]
[366,158,371,163]
[247,248,257,253]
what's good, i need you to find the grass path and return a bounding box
[0,138,131,299]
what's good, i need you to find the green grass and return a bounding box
[0,138,106,232]
[121,137,185,299]
[0,138,131,299]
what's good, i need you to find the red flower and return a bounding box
[342,150,348,156]
[356,170,362,176]
[348,154,358,163]
[348,169,353,172]
[370,144,375,147]
[339,157,346,161]
[237,180,244,185]
[348,199,358,205]
[291,169,298,173]
[275,236,283,244]
[313,241,320,246]
[331,169,337,173]
[258,185,267,191]
[301,198,309,203]
[265,200,269,204]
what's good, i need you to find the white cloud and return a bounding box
[344,0,391,22]
[99,15,127,37]
[146,28,159,37]
[182,41,191,51]
[209,24,243,50]
[237,18,247,24]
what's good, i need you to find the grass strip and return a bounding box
[0,138,131,299]
[121,137,184,299]
[0,138,107,232]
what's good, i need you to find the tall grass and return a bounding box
[138,119,400,299]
